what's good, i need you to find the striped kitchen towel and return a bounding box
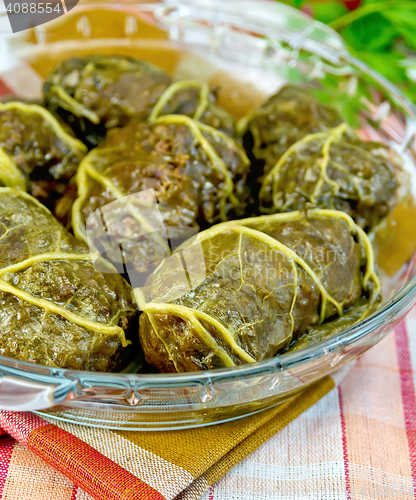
[0,371,339,500]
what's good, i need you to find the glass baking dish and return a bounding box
[0,0,416,430]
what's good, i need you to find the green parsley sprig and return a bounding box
[282,0,416,104]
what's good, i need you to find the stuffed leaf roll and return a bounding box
[0,101,87,206]
[259,124,400,231]
[43,56,235,141]
[0,188,137,371]
[239,85,341,177]
[138,209,380,373]
[71,117,250,272]
[240,85,401,231]
[147,79,235,135]
[44,56,172,132]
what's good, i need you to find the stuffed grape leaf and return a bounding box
[240,85,401,231]
[0,187,137,371]
[43,56,236,143]
[0,101,87,207]
[259,124,400,231]
[147,79,235,135]
[138,209,380,373]
[71,116,250,272]
[239,85,342,177]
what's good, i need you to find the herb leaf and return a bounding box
[279,0,416,107]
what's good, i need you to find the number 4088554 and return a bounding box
[6,3,61,13]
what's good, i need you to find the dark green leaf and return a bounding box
[354,49,408,83]
[341,13,397,51]
[277,0,416,106]
[384,9,416,49]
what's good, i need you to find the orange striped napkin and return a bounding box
[0,373,338,500]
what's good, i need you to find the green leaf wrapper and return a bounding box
[0,188,137,371]
[0,101,87,205]
[240,85,401,231]
[138,209,381,373]
[71,117,250,272]
[43,55,236,142]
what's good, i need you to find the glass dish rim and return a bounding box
[0,0,415,385]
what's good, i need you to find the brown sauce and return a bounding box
[374,194,416,277]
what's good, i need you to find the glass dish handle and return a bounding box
[0,373,77,411]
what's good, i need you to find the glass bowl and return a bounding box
[0,0,416,430]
